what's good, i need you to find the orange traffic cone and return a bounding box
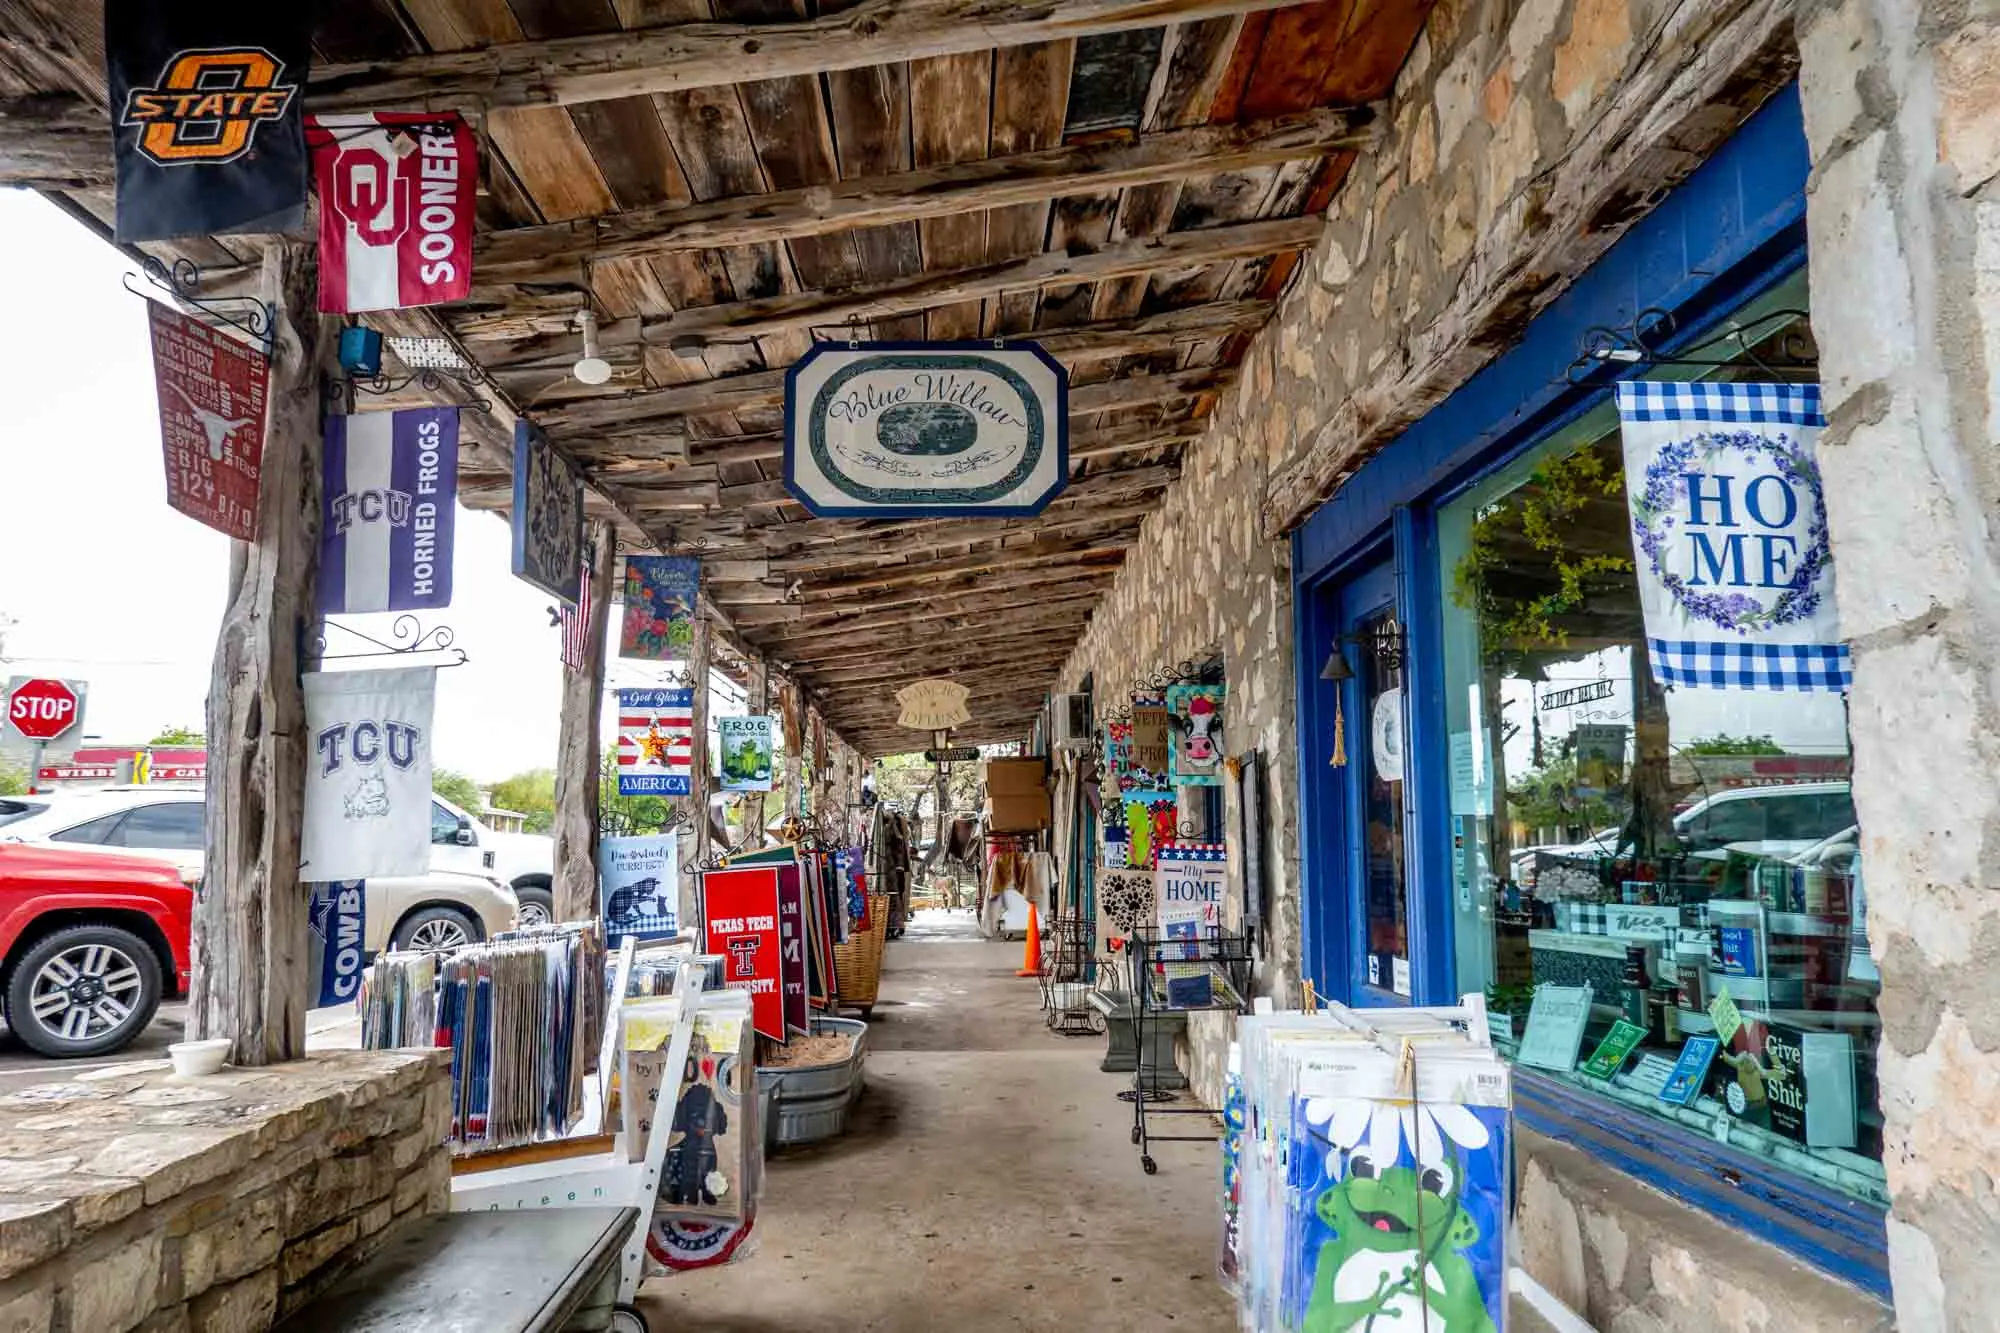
[1016,902,1044,977]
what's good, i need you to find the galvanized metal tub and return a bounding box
[756,1015,868,1151]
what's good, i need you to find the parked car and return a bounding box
[0,789,518,953]
[1531,781,1856,865]
[425,793,557,927]
[0,842,193,1058]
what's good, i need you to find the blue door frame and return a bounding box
[1284,85,1890,1296]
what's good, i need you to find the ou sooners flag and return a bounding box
[320,408,459,614]
[307,113,475,313]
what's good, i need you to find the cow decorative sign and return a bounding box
[307,113,476,314]
[106,0,310,242]
[784,342,1068,517]
[319,408,458,614]
[146,301,268,541]
[1166,683,1226,786]
[511,420,585,603]
[1615,382,1848,691]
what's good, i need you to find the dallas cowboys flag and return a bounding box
[302,667,435,880]
[320,409,459,614]
[308,882,367,1008]
[1616,382,1848,692]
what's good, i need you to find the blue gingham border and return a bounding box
[1615,380,1825,427]
[1648,638,1852,692]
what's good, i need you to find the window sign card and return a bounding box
[1708,987,1744,1045]
[1516,984,1594,1072]
[1580,1019,1648,1079]
[1660,1035,1721,1106]
[1620,1053,1678,1099]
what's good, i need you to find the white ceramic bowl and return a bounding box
[168,1038,231,1078]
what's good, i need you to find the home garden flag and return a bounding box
[106,0,310,241]
[717,716,774,792]
[618,688,693,796]
[1155,843,1226,941]
[301,666,435,881]
[307,113,476,313]
[319,408,458,614]
[1615,382,1847,691]
[622,556,700,660]
[1166,682,1226,786]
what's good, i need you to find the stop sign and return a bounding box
[8,679,80,742]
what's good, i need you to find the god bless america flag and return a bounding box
[306,113,475,313]
[319,409,458,614]
[618,688,693,797]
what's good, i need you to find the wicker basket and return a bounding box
[834,893,890,1014]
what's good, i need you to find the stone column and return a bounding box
[192,241,334,1066]
[551,520,615,922]
[1798,6,2000,1326]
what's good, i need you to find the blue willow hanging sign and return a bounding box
[1616,382,1847,691]
[784,342,1069,517]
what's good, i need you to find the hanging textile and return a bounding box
[302,666,435,881]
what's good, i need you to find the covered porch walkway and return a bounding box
[643,909,1236,1332]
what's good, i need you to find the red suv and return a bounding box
[0,843,193,1057]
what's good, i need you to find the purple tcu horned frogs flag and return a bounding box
[319,408,459,615]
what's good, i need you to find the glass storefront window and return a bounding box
[1435,286,1886,1208]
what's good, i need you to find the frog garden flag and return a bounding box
[717,716,774,793]
[784,342,1068,517]
[1616,382,1848,691]
[622,555,699,660]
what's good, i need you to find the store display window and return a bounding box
[1434,279,1886,1209]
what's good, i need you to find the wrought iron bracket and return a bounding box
[311,615,469,669]
[122,256,274,356]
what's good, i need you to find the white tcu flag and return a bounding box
[303,667,435,880]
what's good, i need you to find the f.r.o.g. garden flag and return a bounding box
[1616,382,1846,691]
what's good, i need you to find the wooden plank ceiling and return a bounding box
[0,0,1430,756]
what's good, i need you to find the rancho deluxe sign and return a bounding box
[784,342,1067,518]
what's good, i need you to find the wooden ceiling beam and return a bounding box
[678,416,1198,472]
[308,0,1324,113]
[0,94,107,187]
[765,613,1096,667]
[748,589,1105,655]
[477,108,1373,282]
[728,565,1119,626]
[794,634,1079,677]
[753,500,1166,568]
[603,217,1320,348]
[786,537,1133,599]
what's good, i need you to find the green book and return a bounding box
[1581,1020,1648,1079]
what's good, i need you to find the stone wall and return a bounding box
[1514,1129,1891,1330]
[0,1050,449,1333]
[1793,2,2000,1327]
[1056,0,1800,1108]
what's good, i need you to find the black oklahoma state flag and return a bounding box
[105,0,310,242]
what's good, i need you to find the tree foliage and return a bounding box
[490,769,557,835]
[147,724,205,746]
[432,767,485,814]
[1683,733,1785,756]
[0,765,25,797]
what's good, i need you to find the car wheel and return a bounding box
[514,884,555,930]
[393,907,479,953]
[6,924,162,1058]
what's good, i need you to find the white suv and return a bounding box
[425,794,557,927]
[0,789,518,953]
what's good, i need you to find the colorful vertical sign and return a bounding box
[700,867,785,1044]
[718,716,774,792]
[1128,693,1170,788]
[319,408,458,613]
[775,863,810,1036]
[1154,843,1226,940]
[1166,682,1226,786]
[621,556,700,660]
[307,112,476,313]
[617,688,693,796]
[146,301,267,540]
[106,0,310,242]
[511,420,584,603]
[599,834,680,946]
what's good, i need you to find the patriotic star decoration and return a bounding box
[638,725,674,766]
[1159,843,1226,863]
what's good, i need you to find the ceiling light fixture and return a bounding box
[573,310,613,385]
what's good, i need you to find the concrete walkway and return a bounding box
[641,907,1238,1332]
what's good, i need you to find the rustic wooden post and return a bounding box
[552,521,615,922]
[779,680,803,833]
[191,241,332,1066]
[741,656,769,847]
[679,618,713,929]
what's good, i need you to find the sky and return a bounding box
[0,190,706,784]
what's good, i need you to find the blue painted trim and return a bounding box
[782,340,1071,518]
[1394,505,1456,1007]
[1295,85,1812,585]
[1515,1072,1891,1300]
[1292,563,1345,1002]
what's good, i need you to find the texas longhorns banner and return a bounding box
[106,0,309,242]
[307,113,476,313]
[302,667,435,881]
[146,300,267,541]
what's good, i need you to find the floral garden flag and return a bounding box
[1616,382,1847,691]
[622,556,700,660]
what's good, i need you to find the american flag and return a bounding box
[616,688,694,795]
[558,561,593,671]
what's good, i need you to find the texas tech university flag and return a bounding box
[307,114,477,313]
[106,0,309,242]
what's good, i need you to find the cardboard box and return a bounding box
[983,757,1048,797]
[984,790,1050,832]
